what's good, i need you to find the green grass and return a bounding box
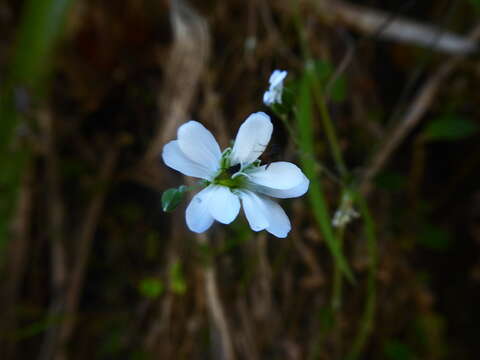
[0,0,74,259]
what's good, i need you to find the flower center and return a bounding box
[213,164,246,189]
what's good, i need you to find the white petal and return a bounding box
[254,175,309,199]
[263,90,275,106]
[162,141,213,180]
[186,186,215,233]
[269,70,287,87]
[240,191,269,231]
[207,185,240,224]
[259,196,291,238]
[230,112,273,165]
[177,121,221,172]
[248,162,306,190]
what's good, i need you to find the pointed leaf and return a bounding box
[161,185,187,212]
[423,114,478,142]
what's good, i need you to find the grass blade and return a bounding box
[296,72,354,281]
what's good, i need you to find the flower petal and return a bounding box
[263,90,275,106]
[248,162,306,190]
[186,186,215,233]
[239,191,269,231]
[253,174,309,199]
[207,185,240,224]
[230,112,273,166]
[162,140,213,180]
[269,70,287,87]
[177,121,221,172]
[261,196,291,238]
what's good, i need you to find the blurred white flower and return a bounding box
[332,208,359,228]
[332,193,359,228]
[263,70,287,106]
[162,112,309,238]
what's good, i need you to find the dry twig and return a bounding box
[54,147,119,360]
[38,109,67,360]
[144,0,210,164]
[203,250,237,360]
[314,0,478,55]
[1,164,34,360]
[360,24,480,196]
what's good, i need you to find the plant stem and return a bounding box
[310,79,348,178]
[331,226,345,311]
[346,192,377,360]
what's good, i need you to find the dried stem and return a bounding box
[38,108,67,360]
[1,162,34,360]
[54,147,118,360]
[204,257,236,360]
[144,0,210,163]
[360,24,480,196]
[314,0,478,55]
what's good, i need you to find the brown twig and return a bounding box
[1,162,34,360]
[54,146,118,360]
[314,0,478,55]
[202,247,236,360]
[144,0,210,163]
[133,0,210,190]
[143,217,183,352]
[360,24,480,196]
[37,109,67,360]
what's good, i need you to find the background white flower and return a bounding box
[263,70,288,106]
[162,112,309,238]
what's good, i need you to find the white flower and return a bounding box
[332,208,359,228]
[263,70,288,106]
[162,112,309,238]
[332,193,359,228]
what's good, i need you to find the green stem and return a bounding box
[296,74,354,282]
[310,79,348,178]
[331,226,345,311]
[346,192,377,360]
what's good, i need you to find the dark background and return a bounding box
[1,0,480,359]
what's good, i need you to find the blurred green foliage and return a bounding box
[418,224,451,251]
[384,340,416,360]
[139,277,165,299]
[0,0,74,259]
[312,60,347,103]
[169,261,187,295]
[296,70,353,281]
[422,114,478,142]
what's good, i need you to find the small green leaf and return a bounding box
[170,261,187,295]
[138,277,164,299]
[423,114,478,142]
[161,185,187,212]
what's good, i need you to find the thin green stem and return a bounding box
[293,0,348,179]
[310,79,348,178]
[293,0,312,62]
[331,226,345,311]
[296,74,354,281]
[346,192,377,360]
